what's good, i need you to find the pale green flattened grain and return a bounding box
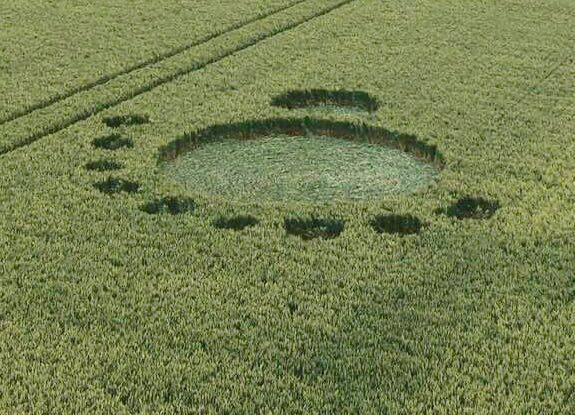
[0,0,574,413]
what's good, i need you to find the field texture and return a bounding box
[0,0,574,413]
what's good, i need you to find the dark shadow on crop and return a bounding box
[92,134,133,150]
[159,118,444,170]
[371,214,423,236]
[103,114,150,128]
[284,217,344,240]
[94,177,139,195]
[85,160,123,172]
[140,196,196,215]
[213,215,259,231]
[437,196,500,220]
[271,89,379,112]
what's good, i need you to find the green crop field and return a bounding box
[0,0,574,413]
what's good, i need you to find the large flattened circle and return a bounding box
[159,118,443,204]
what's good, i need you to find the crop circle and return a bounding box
[160,118,442,204]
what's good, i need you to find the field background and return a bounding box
[0,0,298,119]
[0,0,574,413]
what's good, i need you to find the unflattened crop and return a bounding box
[94,177,139,195]
[284,217,344,240]
[103,114,150,128]
[140,196,196,215]
[2,0,572,413]
[271,89,379,113]
[371,214,423,236]
[213,215,259,230]
[439,196,500,220]
[92,134,133,150]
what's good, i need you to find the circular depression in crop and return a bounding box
[160,119,442,204]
